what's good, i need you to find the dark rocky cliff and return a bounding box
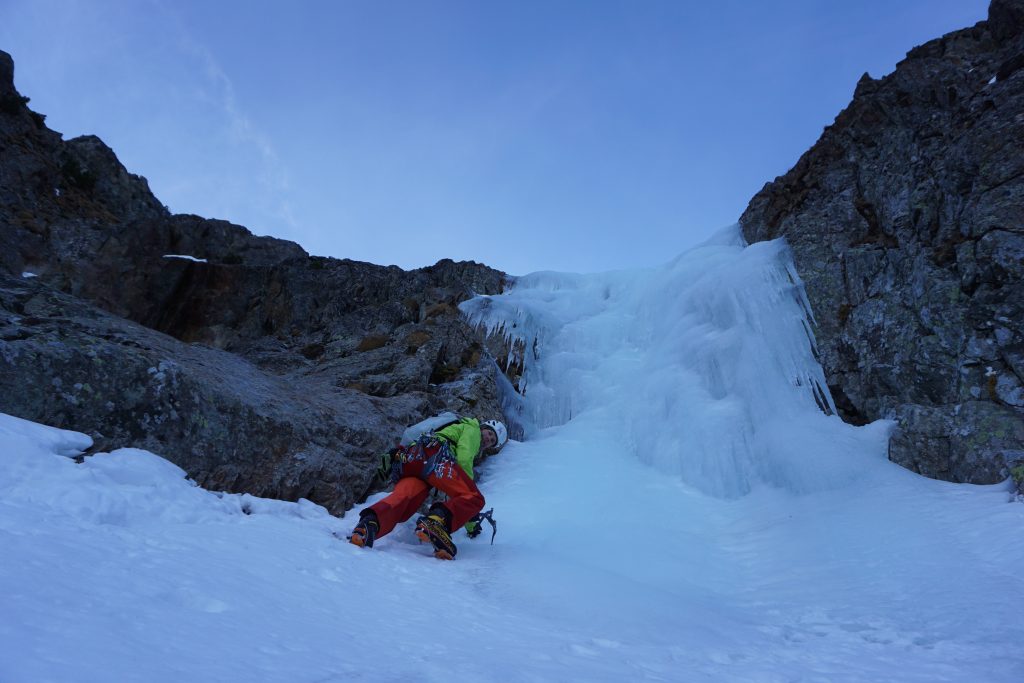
[0,49,510,514]
[740,0,1024,491]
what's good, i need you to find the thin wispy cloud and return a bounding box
[169,16,297,235]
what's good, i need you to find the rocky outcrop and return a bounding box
[0,49,511,513]
[0,275,389,514]
[740,0,1024,492]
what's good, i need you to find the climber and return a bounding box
[349,416,508,560]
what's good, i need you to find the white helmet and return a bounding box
[482,419,508,448]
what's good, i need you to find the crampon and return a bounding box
[415,514,457,560]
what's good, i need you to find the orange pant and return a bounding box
[362,441,485,539]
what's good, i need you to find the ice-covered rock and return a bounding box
[740,1,1024,486]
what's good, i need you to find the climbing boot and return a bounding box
[349,512,379,548]
[415,514,457,560]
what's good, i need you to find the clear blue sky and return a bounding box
[1,0,989,275]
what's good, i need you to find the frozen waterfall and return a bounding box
[462,224,878,498]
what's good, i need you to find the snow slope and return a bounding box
[2,226,1022,682]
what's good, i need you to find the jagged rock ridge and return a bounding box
[740,0,1024,490]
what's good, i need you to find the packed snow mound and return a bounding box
[463,225,882,498]
[0,413,335,528]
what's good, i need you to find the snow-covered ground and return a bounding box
[162,254,208,263]
[2,227,1022,682]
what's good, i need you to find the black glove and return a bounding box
[376,447,402,483]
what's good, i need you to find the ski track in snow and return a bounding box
[2,226,1023,682]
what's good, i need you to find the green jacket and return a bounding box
[433,417,483,479]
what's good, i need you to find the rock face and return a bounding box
[0,49,510,514]
[740,0,1024,490]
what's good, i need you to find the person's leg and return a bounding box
[425,459,485,532]
[361,476,431,538]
